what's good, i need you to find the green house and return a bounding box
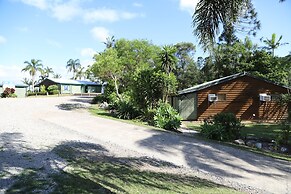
[36,78,103,94]
[0,81,28,98]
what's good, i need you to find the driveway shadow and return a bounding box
[137,130,291,180]
[56,103,88,111]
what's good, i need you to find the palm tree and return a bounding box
[22,59,43,91]
[39,66,54,81]
[262,33,289,56]
[158,45,178,75]
[103,36,116,49]
[75,66,86,80]
[66,59,81,79]
[53,73,62,79]
[192,0,260,50]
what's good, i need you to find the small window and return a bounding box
[63,85,69,91]
[217,94,226,101]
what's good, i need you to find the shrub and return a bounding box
[92,94,108,104]
[1,87,16,98]
[277,121,291,146]
[47,85,59,95]
[142,108,156,126]
[40,85,47,93]
[154,102,182,131]
[114,99,140,120]
[201,112,242,141]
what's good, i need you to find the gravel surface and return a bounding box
[0,96,290,194]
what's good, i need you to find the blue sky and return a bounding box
[0,0,291,83]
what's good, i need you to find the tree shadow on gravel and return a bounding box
[1,133,237,193]
[69,97,94,104]
[137,130,291,180]
[56,103,88,111]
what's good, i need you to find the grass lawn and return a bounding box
[240,123,287,141]
[7,143,241,194]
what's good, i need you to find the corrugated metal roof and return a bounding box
[44,78,102,85]
[0,81,28,88]
[178,72,290,95]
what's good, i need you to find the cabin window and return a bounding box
[217,94,226,101]
[63,85,69,91]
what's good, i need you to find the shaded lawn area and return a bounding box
[240,123,287,141]
[7,142,241,194]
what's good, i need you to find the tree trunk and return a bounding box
[111,75,122,100]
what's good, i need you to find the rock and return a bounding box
[234,139,245,145]
[255,142,262,149]
[99,102,109,109]
[246,140,256,147]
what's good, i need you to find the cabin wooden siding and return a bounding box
[196,76,289,121]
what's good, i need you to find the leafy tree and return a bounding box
[261,33,289,56]
[66,59,81,79]
[22,59,43,91]
[91,48,123,98]
[174,42,200,89]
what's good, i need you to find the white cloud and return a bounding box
[81,48,97,58]
[179,0,198,15]
[133,2,143,7]
[21,0,47,10]
[91,27,110,42]
[51,2,82,21]
[83,8,119,22]
[0,65,25,83]
[0,35,7,44]
[20,0,140,23]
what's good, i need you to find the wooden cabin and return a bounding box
[171,72,290,121]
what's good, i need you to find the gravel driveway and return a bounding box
[0,96,290,194]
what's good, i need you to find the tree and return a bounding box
[66,59,81,79]
[158,45,177,75]
[103,36,116,49]
[262,33,289,56]
[91,48,123,98]
[39,66,54,81]
[22,59,43,91]
[174,42,200,89]
[75,66,86,80]
[52,73,62,78]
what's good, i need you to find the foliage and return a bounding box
[91,94,109,104]
[40,85,47,93]
[158,45,178,75]
[1,87,17,98]
[154,102,182,131]
[132,69,177,110]
[22,59,43,91]
[114,98,140,120]
[66,59,81,80]
[47,85,59,95]
[277,121,291,146]
[192,0,260,50]
[261,33,289,56]
[91,48,122,98]
[201,113,242,141]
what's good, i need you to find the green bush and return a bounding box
[277,121,291,146]
[114,99,140,120]
[40,85,47,93]
[201,113,242,141]
[47,85,59,95]
[154,102,181,131]
[142,108,156,126]
[92,94,108,104]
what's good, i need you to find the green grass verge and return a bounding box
[7,144,241,194]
